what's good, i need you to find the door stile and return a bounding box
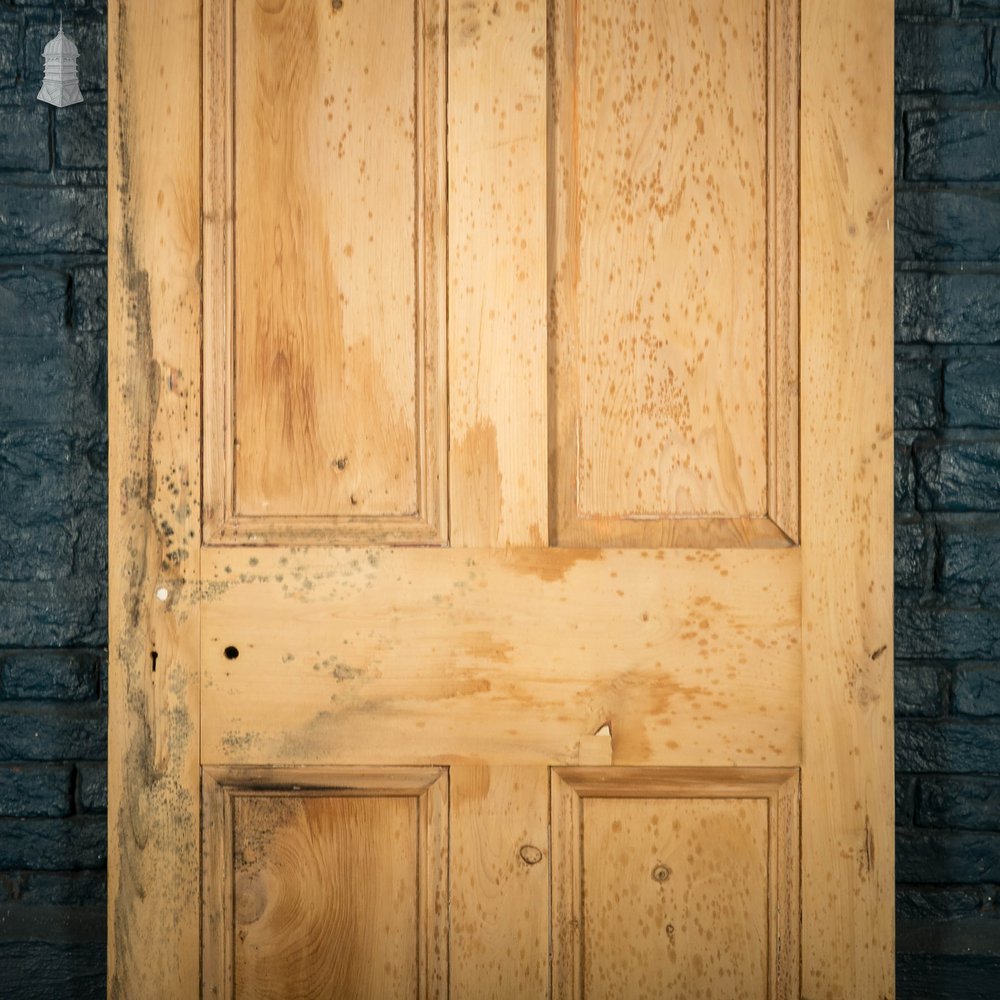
[799,0,895,994]
[108,0,203,997]
[446,2,553,994]
[447,0,549,547]
[450,766,550,999]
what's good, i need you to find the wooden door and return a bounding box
[108,1,894,998]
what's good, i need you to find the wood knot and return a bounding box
[651,864,671,883]
[519,844,543,866]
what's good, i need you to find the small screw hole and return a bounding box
[224,645,240,660]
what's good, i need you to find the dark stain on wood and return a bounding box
[109,2,197,996]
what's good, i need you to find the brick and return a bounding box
[0,942,103,1000]
[0,870,105,907]
[0,426,106,586]
[945,357,1000,427]
[0,184,106,256]
[939,522,1000,603]
[0,335,107,436]
[954,662,1000,714]
[73,497,107,578]
[10,0,106,9]
[0,705,106,762]
[70,265,105,334]
[897,606,1000,659]
[896,355,941,429]
[76,764,104,814]
[97,655,107,707]
[898,0,953,13]
[897,775,917,825]
[896,885,995,923]
[0,818,105,870]
[0,651,99,701]
[915,437,1000,511]
[907,108,1000,182]
[896,520,934,591]
[24,19,106,96]
[0,902,105,944]
[0,17,20,89]
[896,271,1000,345]
[0,581,107,648]
[0,427,103,525]
[897,437,917,510]
[0,270,69,340]
[896,23,987,93]
[0,99,50,172]
[895,661,948,716]
[0,335,103,431]
[897,828,1000,882]
[55,99,105,171]
[897,190,1000,262]
[0,765,72,818]
[898,918,1000,964]
[897,954,1000,1000]
[896,718,1000,771]
[919,775,1000,830]
[0,523,74,582]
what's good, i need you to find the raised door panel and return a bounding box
[202,767,448,1000]
[203,0,447,544]
[550,0,799,547]
[551,769,799,1000]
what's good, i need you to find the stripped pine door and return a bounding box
[108,1,893,998]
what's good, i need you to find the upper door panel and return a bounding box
[202,0,798,549]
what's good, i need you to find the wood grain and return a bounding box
[449,0,548,547]
[203,767,448,1000]
[549,0,798,547]
[108,1,202,996]
[200,546,801,767]
[234,795,418,998]
[551,768,799,1000]
[583,798,768,999]
[768,0,801,541]
[204,0,448,545]
[450,766,549,998]
[799,0,895,994]
[110,1,892,992]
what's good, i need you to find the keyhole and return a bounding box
[224,645,240,660]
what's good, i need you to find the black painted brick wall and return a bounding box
[1,1,999,997]
[897,0,1000,995]
[0,1,107,998]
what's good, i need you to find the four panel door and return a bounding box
[108,0,894,997]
